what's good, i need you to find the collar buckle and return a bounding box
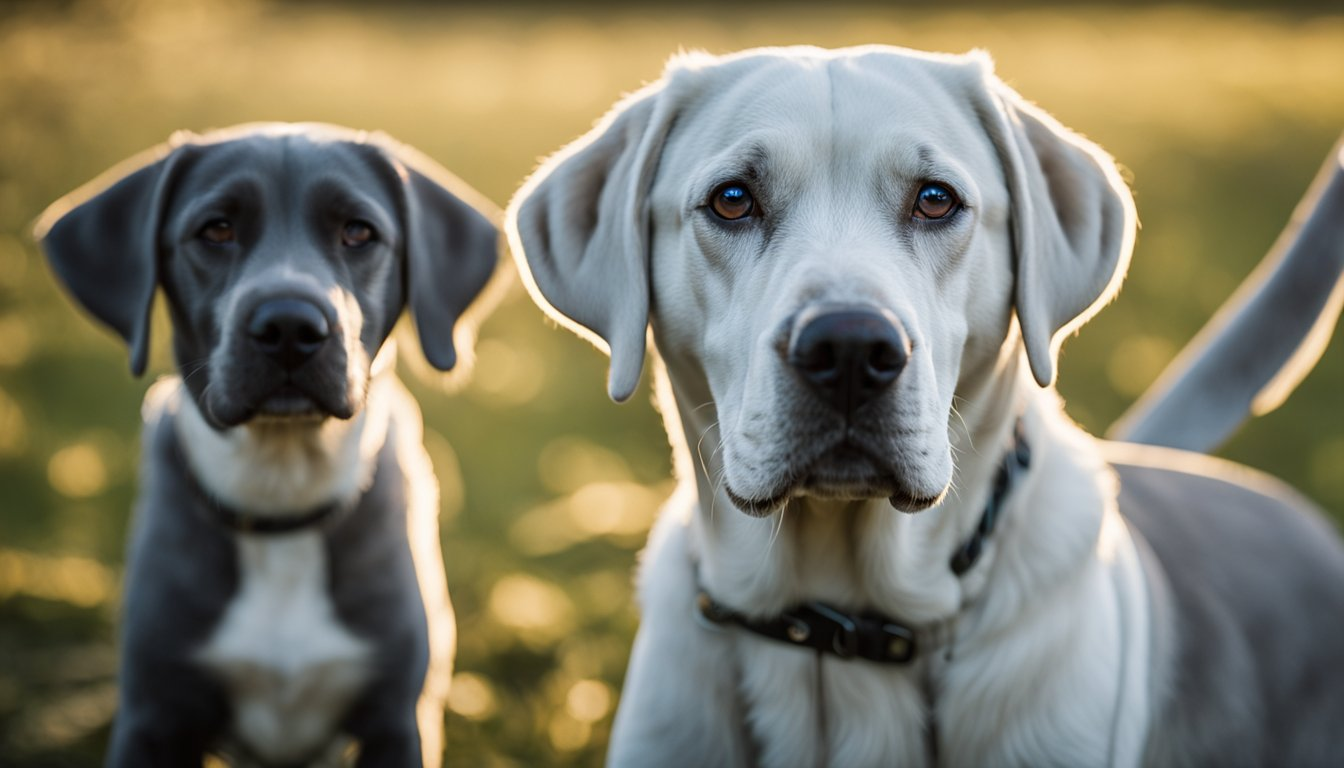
[804,603,859,658]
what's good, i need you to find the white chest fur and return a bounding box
[197,532,371,765]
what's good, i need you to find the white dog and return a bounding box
[508,46,1344,767]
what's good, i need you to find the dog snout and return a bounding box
[786,306,910,414]
[246,298,331,369]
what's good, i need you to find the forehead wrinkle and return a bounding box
[173,174,267,222]
[307,178,397,235]
[681,135,777,211]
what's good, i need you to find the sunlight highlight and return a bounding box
[46,442,108,498]
[565,679,613,723]
[508,480,668,556]
[0,548,117,607]
[488,573,575,643]
[446,671,499,721]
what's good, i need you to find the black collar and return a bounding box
[204,497,344,535]
[696,418,1031,665]
[175,443,351,535]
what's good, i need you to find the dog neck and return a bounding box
[171,352,396,517]
[659,348,1109,630]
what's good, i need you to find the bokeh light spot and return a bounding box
[447,671,499,722]
[537,436,633,494]
[565,679,612,723]
[0,548,117,607]
[509,480,668,556]
[46,442,107,498]
[548,712,592,752]
[488,573,574,640]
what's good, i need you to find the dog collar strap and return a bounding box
[948,418,1032,576]
[174,443,351,535]
[697,591,920,664]
[206,498,343,535]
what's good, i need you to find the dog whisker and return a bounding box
[695,420,721,481]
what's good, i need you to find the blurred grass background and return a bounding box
[0,0,1341,765]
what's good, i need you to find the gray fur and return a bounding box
[108,400,432,766]
[1114,452,1344,767]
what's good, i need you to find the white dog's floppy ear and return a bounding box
[35,143,192,376]
[374,137,501,372]
[507,80,679,402]
[976,68,1137,387]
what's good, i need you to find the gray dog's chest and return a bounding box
[198,532,372,765]
[124,396,430,764]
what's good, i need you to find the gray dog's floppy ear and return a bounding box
[975,65,1137,387]
[374,137,501,372]
[506,80,679,402]
[35,144,190,376]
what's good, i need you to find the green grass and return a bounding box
[1,1,1341,765]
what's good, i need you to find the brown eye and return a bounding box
[342,220,375,248]
[913,183,958,220]
[710,182,754,221]
[199,219,235,244]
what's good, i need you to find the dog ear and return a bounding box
[35,144,190,376]
[976,67,1137,387]
[506,80,680,402]
[375,138,501,372]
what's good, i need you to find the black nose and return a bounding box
[787,306,910,414]
[246,298,330,369]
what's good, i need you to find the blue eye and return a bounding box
[913,183,958,220]
[710,182,754,221]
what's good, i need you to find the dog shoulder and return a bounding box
[1107,441,1344,766]
[1106,441,1338,551]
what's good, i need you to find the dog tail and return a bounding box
[1108,135,1344,453]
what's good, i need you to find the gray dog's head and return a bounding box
[509,47,1135,517]
[38,123,499,428]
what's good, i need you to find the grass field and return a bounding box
[1,1,1341,765]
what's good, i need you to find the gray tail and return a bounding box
[1108,135,1344,453]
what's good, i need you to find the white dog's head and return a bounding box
[509,46,1134,517]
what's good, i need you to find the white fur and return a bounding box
[175,347,394,516]
[509,46,1155,767]
[169,358,435,765]
[197,532,370,767]
[616,394,1154,767]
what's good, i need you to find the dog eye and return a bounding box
[199,219,235,245]
[913,183,959,220]
[342,221,376,248]
[710,182,755,221]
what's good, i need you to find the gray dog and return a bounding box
[37,123,500,767]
